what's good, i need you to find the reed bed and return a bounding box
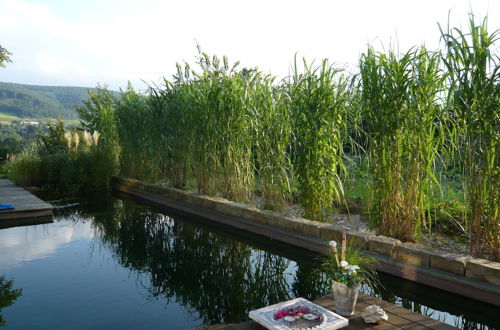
[359,46,445,241]
[287,59,350,220]
[249,73,293,210]
[54,13,499,260]
[188,54,255,201]
[440,16,500,260]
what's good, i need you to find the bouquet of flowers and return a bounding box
[322,231,378,288]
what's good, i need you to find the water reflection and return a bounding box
[88,197,499,329]
[0,218,94,269]
[0,193,488,329]
[0,276,22,326]
[90,203,331,325]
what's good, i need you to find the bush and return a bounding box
[3,121,113,196]
[2,143,41,187]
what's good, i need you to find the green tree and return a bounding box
[0,45,12,67]
[76,85,116,132]
[76,85,120,180]
[38,119,68,155]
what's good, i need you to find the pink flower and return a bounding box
[274,310,287,319]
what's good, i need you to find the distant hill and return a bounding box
[0,81,93,119]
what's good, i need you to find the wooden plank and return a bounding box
[197,292,457,329]
[197,291,458,330]
[196,323,265,330]
[0,179,53,221]
[229,322,266,329]
[0,215,53,229]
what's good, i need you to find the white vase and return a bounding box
[332,281,360,316]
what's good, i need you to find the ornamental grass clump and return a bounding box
[150,69,195,188]
[440,15,500,260]
[116,85,162,181]
[359,46,445,241]
[249,73,293,209]
[288,59,351,221]
[189,53,255,201]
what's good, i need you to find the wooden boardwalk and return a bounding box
[193,293,458,330]
[0,179,53,227]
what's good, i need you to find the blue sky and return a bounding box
[0,0,498,90]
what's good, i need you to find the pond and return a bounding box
[0,193,498,329]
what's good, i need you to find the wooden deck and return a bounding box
[0,179,53,226]
[193,293,458,330]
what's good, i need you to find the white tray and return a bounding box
[249,297,348,330]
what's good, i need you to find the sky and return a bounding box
[0,0,498,91]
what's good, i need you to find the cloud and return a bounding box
[0,220,95,270]
[0,0,499,89]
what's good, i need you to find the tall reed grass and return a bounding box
[287,59,350,220]
[360,46,445,241]
[150,69,194,188]
[440,15,500,260]
[188,54,255,201]
[18,12,496,260]
[249,73,292,209]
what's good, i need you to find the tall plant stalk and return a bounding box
[287,59,350,221]
[116,84,159,181]
[440,15,500,260]
[360,47,444,241]
[148,66,195,188]
[250,74,293,209]
[190,53,255,201]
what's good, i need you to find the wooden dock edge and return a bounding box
[193,293,459,330]
[0,179,53,221]
[111,176,500,307]
[0,215,53,229]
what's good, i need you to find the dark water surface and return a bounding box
[0,193,498,329]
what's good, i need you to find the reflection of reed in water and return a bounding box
[88,199,496,329]
[92,203,331,325]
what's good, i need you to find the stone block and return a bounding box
[144,184,166,195]
[465,258,500,285]
[393,243,431,267]
[122,177,144,189]
[280,216,305,233]
[300,218,330,237]
[242,207,266,224]
[164,187,188,201]
[185,194,219,209]
[429,251,469,276]
[367,236,401,257]
[241,205,262,221]
[346,230,373,249]
[214,200,243,217]
[242,208,281,227]
[320,224,344,241]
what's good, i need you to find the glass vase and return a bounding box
[332,281,360,316]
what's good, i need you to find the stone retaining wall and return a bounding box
[112,176,500,305]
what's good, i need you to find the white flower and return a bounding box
[329,241,337,248]
[346,265,360,275]
[340,261,349,267]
